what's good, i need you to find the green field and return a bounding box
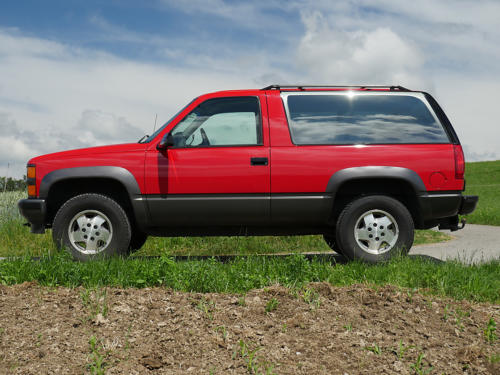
[463,160,500,226]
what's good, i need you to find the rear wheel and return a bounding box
[52,193,131,262]
[335,195,414,263]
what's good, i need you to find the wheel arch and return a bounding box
[40,166,148,230]
[326,167,426,228]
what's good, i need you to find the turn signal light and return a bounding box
[27,184,36,197]
[27,166,36,179]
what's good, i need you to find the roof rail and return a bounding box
[260,84,411,92]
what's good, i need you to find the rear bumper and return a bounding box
[418,193,478,231]
[18,198,46,234]
[418,193,478,220]
[459,195,478,215]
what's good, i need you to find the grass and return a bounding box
[0,253,498,303]
[0,190,449,257]
[463,160,500,226]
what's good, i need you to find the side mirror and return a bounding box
[156,132,175,151]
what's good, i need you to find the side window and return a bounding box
[171,96,262,147]
[283,94,450,145]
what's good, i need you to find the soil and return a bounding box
[0,282,498,374]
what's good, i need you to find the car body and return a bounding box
[18,85,478,262]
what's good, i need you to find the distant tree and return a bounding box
[0,176,26,192]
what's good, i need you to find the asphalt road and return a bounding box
[410,224,500,264]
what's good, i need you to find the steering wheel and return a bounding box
[200,128,210,146]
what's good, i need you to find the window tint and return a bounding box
[171,97,261,147]
[284,94,450,145]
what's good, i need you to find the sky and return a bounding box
[0,0,499,178]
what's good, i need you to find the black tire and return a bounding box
[335,195,414,263]
[323,234,342,255]
[52,193,131,262]
[129,230,148,252]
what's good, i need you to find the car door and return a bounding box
[146,94,270,226]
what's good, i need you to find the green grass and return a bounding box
[0,190,449,257]
[463,160,500,226]
[0,253,498,303]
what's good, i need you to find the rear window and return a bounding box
[283,93,450,145]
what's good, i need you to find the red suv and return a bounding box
[18,85,478,262]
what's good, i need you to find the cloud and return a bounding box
[296,11,426,88]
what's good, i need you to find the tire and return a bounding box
[323,234,342,255]
[129,230,148,252]
[52,193,131,262]
[335,195,414,263]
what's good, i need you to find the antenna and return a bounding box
[153,113,158,134]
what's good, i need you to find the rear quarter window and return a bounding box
[283,93,450,145]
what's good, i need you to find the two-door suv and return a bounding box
[18,85,478,262]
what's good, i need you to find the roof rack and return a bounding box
[260,84,411,92]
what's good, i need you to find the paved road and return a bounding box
[410,224,500,263]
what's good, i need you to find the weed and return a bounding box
[488,353,500,364]
[343,323,353,332]
[364,343,382,355]
[407,288,417,303]
[196,297,215,320]
[396,340,414,360]
[80,287,108,321]
[265,298,279,313]
[87,335,107,375]
[484,317,497,344]
[238,296,247,307]
[233,340,275,375]
[442,304,450,321]
[215,326,228,341]
[454,308,469,332]
[281,323,287,333]
[410,353,433,375]
[301,287,321,310]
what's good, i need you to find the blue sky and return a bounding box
[1,0,499,177]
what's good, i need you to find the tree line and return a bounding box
[0,176,26,192]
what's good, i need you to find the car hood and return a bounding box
[29,143,149,164]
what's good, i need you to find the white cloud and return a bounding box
[297,11,426,88]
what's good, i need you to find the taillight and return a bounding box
[27,164,36,197]
[454,145,465,179]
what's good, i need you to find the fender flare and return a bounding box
[40,166,148,230]
[326,166,427,197]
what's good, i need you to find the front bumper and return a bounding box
[18,198,46,234]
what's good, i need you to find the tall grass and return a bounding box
[0,253,498,303]
[0,190,25,226]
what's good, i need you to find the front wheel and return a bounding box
[52,193,131,262]
[335,196,414,263]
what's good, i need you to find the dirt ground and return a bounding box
[0,282,498,374]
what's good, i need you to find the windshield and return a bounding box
[140,98,197,143]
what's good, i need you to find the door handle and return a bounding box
[250,157,268,166]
